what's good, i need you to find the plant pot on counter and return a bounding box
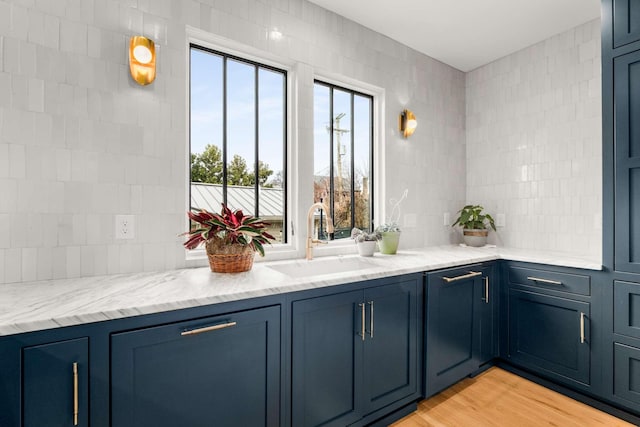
[378,232,401,255]
[206,240,255,273]
[462,229,488,247]
[356,240,377,257]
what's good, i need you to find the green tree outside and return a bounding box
[191,144,275,187]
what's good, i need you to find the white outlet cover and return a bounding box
[115,215,135,239]
[443,212,450,226]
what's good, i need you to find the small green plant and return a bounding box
[375,223,401,233]
[452,205,496,231]
[351,228,381,243]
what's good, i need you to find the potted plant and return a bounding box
[451,204,496,247]
[182,204,275,273]
[375,223,401,254]
[351,228,381,257]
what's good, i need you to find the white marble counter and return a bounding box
[0,245,601,337]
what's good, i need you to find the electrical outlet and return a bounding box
[115,215,135,240]
[496,213,506,227]
[443,212,450,226]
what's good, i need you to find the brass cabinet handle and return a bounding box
[181,321,237,336]
[484,276,490,304]
[368,301,374,338]
[442,271,482,283]
[359,303,366,341]
[72,362,79,426]
[580,312,586,344]
[526,276,563,285]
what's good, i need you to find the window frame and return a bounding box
[189,44,288,242]
[184,27,385,262]
[313,79,375,237]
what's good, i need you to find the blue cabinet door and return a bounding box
[508,289,590,385]
[614,49,640,274]
[23,338,89,427]
[292,290,364,427]
[111,305,280,427]
[613,0,640,48]
[363,279,418,414]
[425,267,482,397]
[613,342,640,406]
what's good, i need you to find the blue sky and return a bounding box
[190,48,284,185]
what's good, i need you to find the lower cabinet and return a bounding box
[291,276,420,427]
[23,338,89,427]
[424,264,497,397]
[110,305,280,427]
[507,289,591,385]
[503,265,592,388]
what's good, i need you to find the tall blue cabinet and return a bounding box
[603,0,640,414]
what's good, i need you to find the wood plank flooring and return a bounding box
[391,367,634,427]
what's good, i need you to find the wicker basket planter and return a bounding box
[206,240,255,273]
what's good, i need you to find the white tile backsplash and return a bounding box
[466,19,602,260]
[0,1,602,284]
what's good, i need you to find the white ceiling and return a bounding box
[307,0,601,72]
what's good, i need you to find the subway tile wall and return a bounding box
[466,19,602,260]
[0,0,466,284]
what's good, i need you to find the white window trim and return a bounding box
[309,71,385,259]
[183,27,385,264]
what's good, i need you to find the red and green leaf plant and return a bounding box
[182,204,276,257]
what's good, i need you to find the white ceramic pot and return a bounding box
[463,229,488,247]
[356,240,377,257]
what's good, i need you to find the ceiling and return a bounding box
[307,0,601,72]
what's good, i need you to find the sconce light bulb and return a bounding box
[133,45,152,64]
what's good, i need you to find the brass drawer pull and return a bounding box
[442,271,482,283]
[484,276,490,304]
[73,362,79,426]
[526,276,563,286]
[580,312,586,344]
[181,321,237,336]
[359,303,366,341]
[368,301,374,338]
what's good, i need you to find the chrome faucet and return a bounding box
[306,202,334,260]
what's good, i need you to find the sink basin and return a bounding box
[267,257,379,278]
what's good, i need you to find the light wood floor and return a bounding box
[391,367,634,427]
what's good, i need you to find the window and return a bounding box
[313,81,373,239]
[189,46,287,243]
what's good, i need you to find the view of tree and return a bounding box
[191,144,275,187]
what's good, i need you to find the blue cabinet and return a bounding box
[111,305,281,427]
[612,0,640,48]
[291,276,420,427]
[503,265,591,388]
[614,49,640,275]
[424,264,496,397]
[23,338,89,427]
[507,289,591,385]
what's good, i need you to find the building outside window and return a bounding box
[189,46,287,243]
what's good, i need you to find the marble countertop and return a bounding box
[0,245,601,337]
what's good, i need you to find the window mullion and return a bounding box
[254,66,259,218]
[328,87,335,240]
[350,93,355,230]
[222,56,228,206]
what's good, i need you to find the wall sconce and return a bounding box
[129,36,156,86]
[399,109,417,138]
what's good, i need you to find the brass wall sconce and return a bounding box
[129,36,156,85]
[399,109,417,138]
